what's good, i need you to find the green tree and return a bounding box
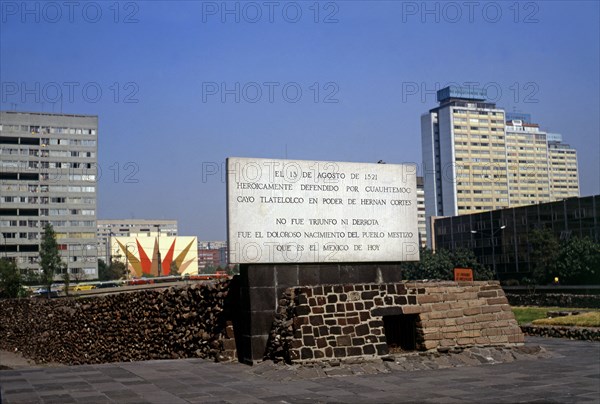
[0,258,23,298]
[529,228,560,284]
[39,223,66,298]
[98,259,127,281]
[61,271,71,296]
[402,248,493,281]
[554,237,600,285]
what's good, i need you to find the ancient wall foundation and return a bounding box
[266,281,524,363]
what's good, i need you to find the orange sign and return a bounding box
[454,268,473,282]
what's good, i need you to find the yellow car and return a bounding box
[74,284,96,291]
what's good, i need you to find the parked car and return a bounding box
[32,288,59,298]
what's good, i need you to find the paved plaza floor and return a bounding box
[1,337,599,403]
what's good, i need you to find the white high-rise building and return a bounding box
[1,111,98,278]
[421,87,580,246]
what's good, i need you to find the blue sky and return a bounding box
[1,1,599,239]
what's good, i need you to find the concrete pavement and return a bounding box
[1,337,598,403]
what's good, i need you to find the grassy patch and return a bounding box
[511,306,595,325]
[532,312,600,327]
[511,307,561,325]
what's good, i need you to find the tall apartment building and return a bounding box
[421,86,509,219]
[97,219,177,264]
[547,133,580,200]
[421,86,580,245]
[0,111,98,278]
[505,120,552,206]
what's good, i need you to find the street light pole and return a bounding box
[471,225,506,279]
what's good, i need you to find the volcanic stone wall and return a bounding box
[266,281,524,363]
[0,281,236,365]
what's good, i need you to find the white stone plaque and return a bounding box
[227,157,419,264]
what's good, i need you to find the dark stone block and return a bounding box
[327,294,338,304]
[297,294,308,305]
[325,304,335,313]
[352,337,365,345]
[314,350,325,359]
[342,325,354,334]
[325,318,336,326]
[347,347,362,356]
[301,347,314,359]
[298,265,320,285]
[303,335,315,346]
[276,265,299,287]
[339,294,347,302]
[320,266,340,284]
[376,343,389,356]
[296,305,311,316]
[386,284,396,294]
[318,326,329,336]
[334,347,346,358]
[355,324,369,336]
[384,296,394,305]
[247,265,275,287]
[355,302,364,310]
[250,311,276,335]
[330,326,342,335]
[362,291,378,300]
[395,296,407,305]
[249,287,276,311]
[336,303,346,312]
[325,347,333,357]
[407,295,417,304]
[359,311,370,321]
[369,320,384,328]
[372,307,402,317]
[309,315,324,326]
[313,306,324,314]
[251,335,269,361]
[363,344,376,355]
[333,285,343,293]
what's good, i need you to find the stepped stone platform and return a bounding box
[266,281,524,363]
